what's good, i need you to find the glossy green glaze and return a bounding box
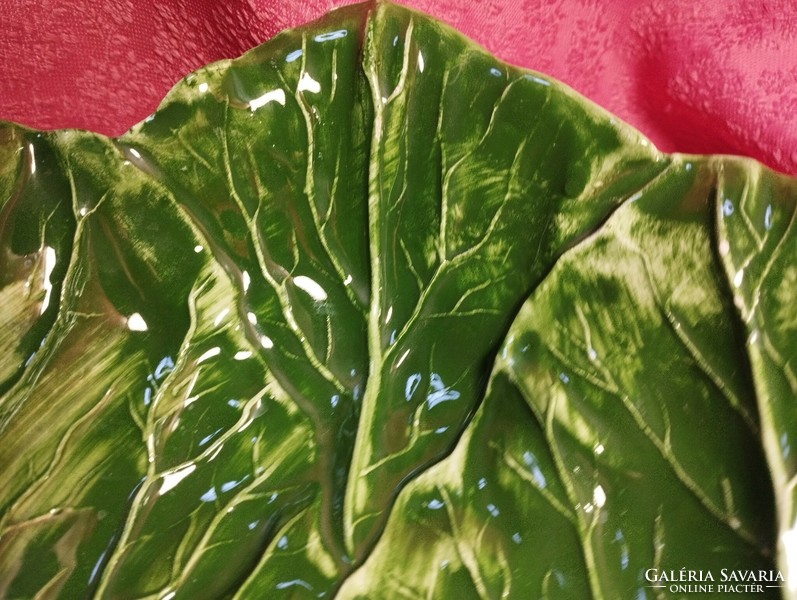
[0,2,794,598]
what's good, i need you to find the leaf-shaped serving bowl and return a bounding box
[1,2,795,598]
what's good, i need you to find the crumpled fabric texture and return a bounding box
[0,0,795,175]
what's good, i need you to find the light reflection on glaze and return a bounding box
[39,246,56,314]
[276,579,313,591]
[426,373,460,409]
[220,477,248,493]
[87,543,115,587]
[593,485,607,509]
[292,275,328,301]
[405,373,422,401]
[158,464,196,496]
[395,348,410,368]
[199,428,223,447]
[298,73,322,94]
[549,570,566,588]
[196,346,221,364]
[523,451,547,489]
[127,312,148,332]
[249,89,286,111]
[614,530,630,570]
[26,141,36,174]
[154,356,174,379]
[285,49,303,63]
[314,29,348,42]
[524,74,551,87]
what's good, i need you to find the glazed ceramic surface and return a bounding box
[0,2,795,598]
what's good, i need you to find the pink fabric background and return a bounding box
[0,0,795,175]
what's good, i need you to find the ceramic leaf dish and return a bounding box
[0,2,795,598]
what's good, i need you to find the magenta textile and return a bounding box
[0,0,795,174]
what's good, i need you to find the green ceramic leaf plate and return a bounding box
[1,1,795,598]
